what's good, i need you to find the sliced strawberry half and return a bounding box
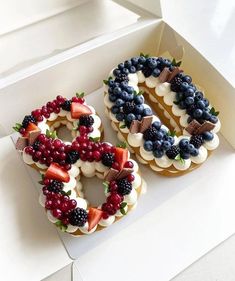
[71,102,92,119]
[115,147,128,170]
[23,122,39,137]
[88,208,103,231]
[45,163,70,183]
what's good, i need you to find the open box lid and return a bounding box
[0,0,161,84]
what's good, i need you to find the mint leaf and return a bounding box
[103,181,109,193]
[55,220,68,232]
[120,202,127,209]
[89,136,100,142]
[209,107,220,116]
[167,130,176,137]
[103,76,112,85]
[46,129,57,139]
[13,123,22,132]
[120,124,126,129]
[174,154,185,165]
[171,58,182,67]
[140,52,150,58]
[76,92,85,98]
[120,208,127,215]
[173,101,180,105]
[134,90,144,96]
[116,141,127,148]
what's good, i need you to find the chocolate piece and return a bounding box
[116,168,134,180]
[129,120,141,134]
[185,119,201,135]
[140,116,153,133]
[167,67,183,82]
[28,129,41,145]
[158,67,171,83]
[104,168,119,182]
[195,121,215,134]
[15,137,28,151]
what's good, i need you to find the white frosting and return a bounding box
[92,114,101,129]
[35,161,47,170]
[88,128,101,139]
[139,146,154,161]
[63,176,77,191]
[69,165,80,178]
[58,109,67,117]
[212,119,221,134]
[66,224,79,233]
[132,172,142,189]
[99,215,115,226]
[104,93,113,109]
[127,133,143,147]
[191,146,208,164]
[203,134,219,150]
[23,149,34,165]
[130,160,139,172]
[115,205,128,217]
[172,104,186,117]
[155,82,171,97]
[124,189,137,205]
[48,112,58,121]
[136,71,145,83]
[155,155,173,168]
[95,162,109,173]
[119,121,129,133]
[81,162,96,177]
[39,192,46,207]
[173,159,191,170]
[145,77,159,88]
[163,91,176,106]
[79,222,97,234]
[37,122,49,134]
[47,211,58,223]
[75,197,87,209]
[179,114,190,127]
[128,73,138,84]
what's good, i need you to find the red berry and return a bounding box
[32,109,42,118]
[71,142,80,151]
[45,200,53,210]
[56,95,65,102]
[37,116,44,122]
[52,209,62,219]
[107,193,122,205]
[60,202,69,212]
[52,199,61,208]
[53,139,62,149]
[79,126,87,135]
[61,218,70,225]
[124,161,134,168]
[87,126,93,133]
[35,151,42,158]
[102,143,112,153]
[25,146,33,155]
[127,174,135,182]
[112,162,120,170]
[59,152,66,160]
[102,203,116,215]
[68,199,77,209]
[64,164,71,171]
[38,144,46,152]
[43,178,51,186]
[43,150,51,157]
[93,150,101,161]
[37,134,46,142]
[54,107,60,114]
[19,128,26,135]
[102,212,109,220]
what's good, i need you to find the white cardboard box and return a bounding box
[0,1,235,280]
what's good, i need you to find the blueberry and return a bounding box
[138,56,146,64]
[183,75,192,84]
[124,60,132,68]
[179,101,187,109]
[108,88,113,94]
[129,66,136,73]
[185,97,194,106]
[152,121,162,130]
[108,80,115,87]
[190,84,197,92]
[113,87,122,95]
[131,57,139,66]
[153,149,164,158]
[147,58,158,69]
[176,92,185,101]
[165,136,174,145]
[109,94,117,102]
[160,128,168,135]
[184,87,195,97]
[113,68,121,76]
[190,148,199,157]
[126,113,136,123]
[126,93,134,101]
[203,98,209,107]
[195,91,203,101]
[134,104,144,115]
[126,86,134,94]
[122,68,129,75]
[118,63,125,70]
[202,111,211,120]
[179,139,189,150]
[180,82,189,91]
[210,115,218,124]
[153,140,162,150]
[136,114,142,121]
[136,64,144,71]
[116,113,125,121]
[111,106,119,114]
[202,131,214,141]
[180,152,191,159]
[143,108,152,116]
[120,81,129,89]
[144,140,153,151]
[120,91,129,101]
[193,109,203,118]
[152,68,161,77]
[134,95,144,104]
[115,99,124,107]
[187,144,195,153]
[162,58,171,67]
[197,100,205,109]
[156,131,164,140]
[162,141,171,150]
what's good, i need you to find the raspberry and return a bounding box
[166,145,180,159]
[69,207,88,227]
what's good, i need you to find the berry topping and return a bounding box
[115,147,129,170]
[166,145,180,159]
[61,100,71,111]
[114,73,129,83]
[69,207,88,227]
[101,152,115,167]
[45,163,70,183]
[22,115,36,129]
[117,178,132,195]
[47,180,64,193]
[143,126,158,141]
[66,151,80,164]
[71,102,92,119]
[79,115,94,127]
[87,208,103,231]
[123,101,135,114]
[190,135,204,148]
[170,76,183,92]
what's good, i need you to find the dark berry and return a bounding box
[61,100,71,111]
[153,149,164,158]
[143,126,158,141]
[114,73,129,83]
[69,207,88,227]
[202,131,214,141]
[142,66,152,77]
[190,135,204,148]
[79,115,94,127]
[66,150,80,164]
[22,115,36,128]
[123,102,135,114]
[166,145,180,159]
[101,152,115,167]
[33,141,40,151]
[144,140,153,151]
[117,178,132,195]
[170,76,183,92]
[47,180,64,193]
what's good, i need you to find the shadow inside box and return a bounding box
[0,146,61,250]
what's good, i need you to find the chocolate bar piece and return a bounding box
[129,120,141,134]
[158,67,171,83]
[28,129,41,145]
[195,121,215,134]
[167,67,182,82]
[140,116,153,133]
[15,137,28,151]
[104,168,119,182]
[185,119,201,135]
[116,168,134,180]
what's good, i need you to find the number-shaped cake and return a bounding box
[104,55,220,176]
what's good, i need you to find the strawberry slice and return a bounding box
[115,147,128,170]
[71,102,92,119]
[23,122,39,137]
[88,208,103,231]
[45,163,70,183]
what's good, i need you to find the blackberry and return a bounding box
[190,135,204,149]
[22,115,36,128]
[33,140,40,151]
[142,66,152,77]
[186,104,196,115]
[79,115,94,127]
[166,145,180,159]
[69,207,88,227]
[117,178,132,195]
[114,73,129,83]
[47,180,64,193]
[101,152,115,167]
[170,76,183,92]
[123,102,135,114]
[66,151,79,164]
[143,126,158,141]
[61,100,71,111]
